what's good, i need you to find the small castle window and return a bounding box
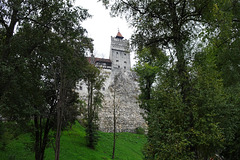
[79,86,82,90]
[124,61,127,63]
[118,66,120,68]
[116,52,118,54]
[124,53,126,56]
[102,87,105,91]
[116,60,119,62]
[124,66,126,69]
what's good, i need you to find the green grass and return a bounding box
[0,122,146,160]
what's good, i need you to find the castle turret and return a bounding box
[110,31,131,70]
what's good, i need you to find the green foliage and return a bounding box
[0,122,146,160]
[0,121,31,151]
[134,47,168,112]
[0,121,6,150]
[84,65,105,149]
[135,127,145,135]
[0,0,93,159]
[101,0,240,159]
[141,51,225,159]
[0,0,92,120]
[85,118,99,149]
[220,85,240,160]
[203,1,240,158]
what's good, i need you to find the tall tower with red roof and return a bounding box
[110,31,131,70]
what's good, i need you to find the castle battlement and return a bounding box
[110,36,129,51]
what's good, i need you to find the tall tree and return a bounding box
[110,79,117,160]
[0,0,93,159]
[101,0,229,159]
[109,73,121,160]
[206,1,240,159]
[84,63,105,149]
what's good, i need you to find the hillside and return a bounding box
[0,122,146,160]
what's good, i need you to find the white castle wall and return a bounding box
[99,69,146,132]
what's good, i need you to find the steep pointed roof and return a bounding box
[116,31,124,39]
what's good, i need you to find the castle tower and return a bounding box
[110,31,131,70]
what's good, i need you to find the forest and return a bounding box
[1,0,240,160]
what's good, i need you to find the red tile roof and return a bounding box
[116,31,124,39]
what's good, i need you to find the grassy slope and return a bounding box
[0,122,146,160]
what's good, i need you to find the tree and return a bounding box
[101,0,229,159]
[108,73,121,160]
[134,47,168,113]
[84,63,105,149]
[111,80,117,160]
[206,1,240,159]
[191,1,240,159]
[0,0,93,159]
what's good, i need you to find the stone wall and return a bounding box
[77,69,146,133]
[98,69,146,132]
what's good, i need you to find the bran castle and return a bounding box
[76,32,146,132]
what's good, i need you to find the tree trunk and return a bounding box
[55,66,66,160]
[34,115,40,160]
[34,112,54,160]
[39,117,51,160]
[55,100,63,160]
[112,88,116,159]
[86,79,95,148]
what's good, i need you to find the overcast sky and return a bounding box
[75,0,135,64]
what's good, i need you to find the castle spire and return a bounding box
[116,30,124,39]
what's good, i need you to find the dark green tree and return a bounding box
[205,1,240,159]
[84,63,105,149]
[101,0,229,159]
[0,0,93,159]
[134,47,168,113]
[190,1,240,159]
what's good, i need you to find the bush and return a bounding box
[135,127,145,135]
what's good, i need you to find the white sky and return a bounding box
[75,0,135,65]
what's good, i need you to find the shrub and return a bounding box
[135,127,145,135]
